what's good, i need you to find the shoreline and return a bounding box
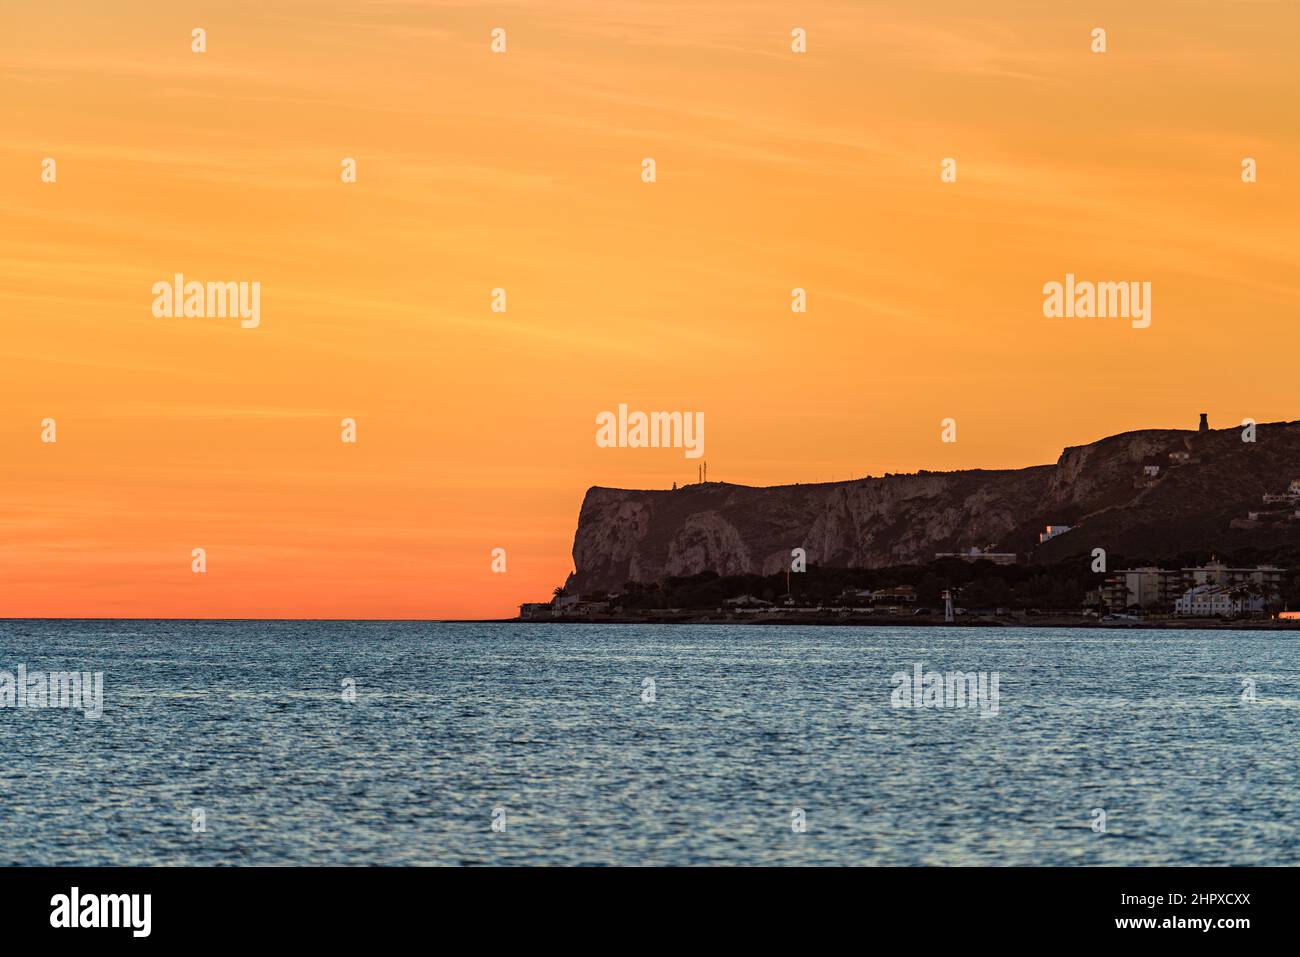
[510,613,1300,631]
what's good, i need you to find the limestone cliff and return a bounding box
[567,421,1300,593]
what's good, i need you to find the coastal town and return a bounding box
[519,548,1299,627]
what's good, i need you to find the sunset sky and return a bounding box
[2,1,1298,618]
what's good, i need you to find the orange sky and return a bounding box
[2,1,1298,618]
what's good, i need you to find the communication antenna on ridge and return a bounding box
[704,461,708,483]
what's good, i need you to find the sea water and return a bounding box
[1,621,1296,866]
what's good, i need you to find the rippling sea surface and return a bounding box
[2,620,1299,866]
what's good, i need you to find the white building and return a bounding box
[1108,567,1184,609]
[934,546,1018,565]
[1038,524,1073,544]
[1183,561,1283,592]
[1175,584,1264,618]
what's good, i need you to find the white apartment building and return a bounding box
[1183,562,1284,592]
[1175,584,1265,617]
[1115,567,1185,608]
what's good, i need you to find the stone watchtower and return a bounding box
[1199,413,1208,432]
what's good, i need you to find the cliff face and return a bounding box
[568,421,1300,593]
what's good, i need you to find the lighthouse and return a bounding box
[1198,413,1208,432]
